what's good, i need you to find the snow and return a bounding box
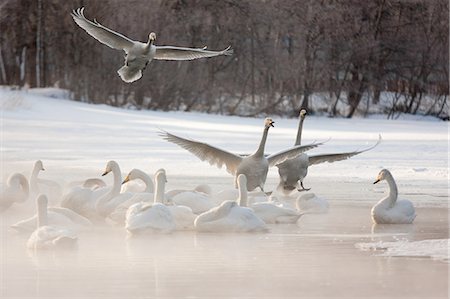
[355,239,450,262]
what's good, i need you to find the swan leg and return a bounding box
[297,181,311,192]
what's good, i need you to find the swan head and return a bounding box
[237,174,247,188]
[37,194,48,207]
[122,169,139,184]
[102,160,117,176]
[264,118,275,128]
[35,160,45,171]
[373,169,391,184]
[299,108,307,119]
[155,170,168,183]
[194,184,212,195]
[149,32,156,42]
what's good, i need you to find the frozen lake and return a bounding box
[1,88,449,298]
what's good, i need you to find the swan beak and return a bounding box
[270,121,275,127]
[101,171,109,176]
[373,179,380,184]
[122,175,130,184]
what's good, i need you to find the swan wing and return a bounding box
[308,135,381,166]
[48,207,92,227]
[267,142,322,167]
[153,45,233,60]
[71,7,135,51]
[159,131,242,174]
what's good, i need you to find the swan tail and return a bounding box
[117,65,143,83]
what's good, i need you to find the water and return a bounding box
[1,202,448,298]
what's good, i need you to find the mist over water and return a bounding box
[1,180,448,298]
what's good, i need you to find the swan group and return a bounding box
[71,7,233,83]
[276,109,381,193]
[160,118,322,192]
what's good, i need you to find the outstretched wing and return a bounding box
[308,135,382,166]
[154,45,233,60]
[267,142,322,167]
[71,7,135,51]
[159,131,242,174]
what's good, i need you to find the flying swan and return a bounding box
[277,109,381,193]
[71,7,233,83]
[160,118,322,192]
[371,169,416,224]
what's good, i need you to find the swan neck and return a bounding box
[96,164,122,213]
[385,174,398,207]
[19,175,30,197]
[154,179,165,204]
[238,182,248,207]
[295,116,305,146]
[139,171,154,193]
[255,126,270,157]
[37,200,48,227]
[30,165,40,191]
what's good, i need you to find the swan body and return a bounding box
[12,206,92,233]
[296,193,329,214]
[109,169,156,224]
[170,191,215,214]
[195,175,268,232]
[161,118,321,191]
[61,183,109,221]
[71,8,233,83]
[277,109,381,194]
[27,195,77,250]
[236,181,301,224]
[0,173,29,212]
[125,171,176,234]
[371,169,416,224]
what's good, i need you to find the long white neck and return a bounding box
[384,172,398,208]
[254,126,270,157]
[30,164,41,192]
[96,163,122,214]
[10,174,30,199]
[17,174,30,201]
[135,170,154,193]
[238,180,248,207]
[295,115,306,146]
[37,196,48,227]
[154,177,165,204]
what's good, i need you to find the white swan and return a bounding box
[27,195,78,250]
[61,182,109,222]
[95,161,133,218]
[0,173,29,212]
[125,171,176,234]
[234,175,301,224]
[109,168,156,224]
[29,160,63,202]
[371,169,416,224]
[160,118,321,191]
[194,175,268,232]
[168,186,215,214]
[71,7,233,83]
[296,193,329,214]
[11,205,92,233]
[155,170,196,230]
[276,109,381,194]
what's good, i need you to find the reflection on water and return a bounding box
[1,205,448,298]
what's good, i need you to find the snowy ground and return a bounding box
[1,87,449,298]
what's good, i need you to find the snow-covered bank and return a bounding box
[1,87,448,206]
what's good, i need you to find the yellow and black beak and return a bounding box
[122,175,130,185]
[269,121,275,127]
[101,170,109,176]
[373,179,380,184]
